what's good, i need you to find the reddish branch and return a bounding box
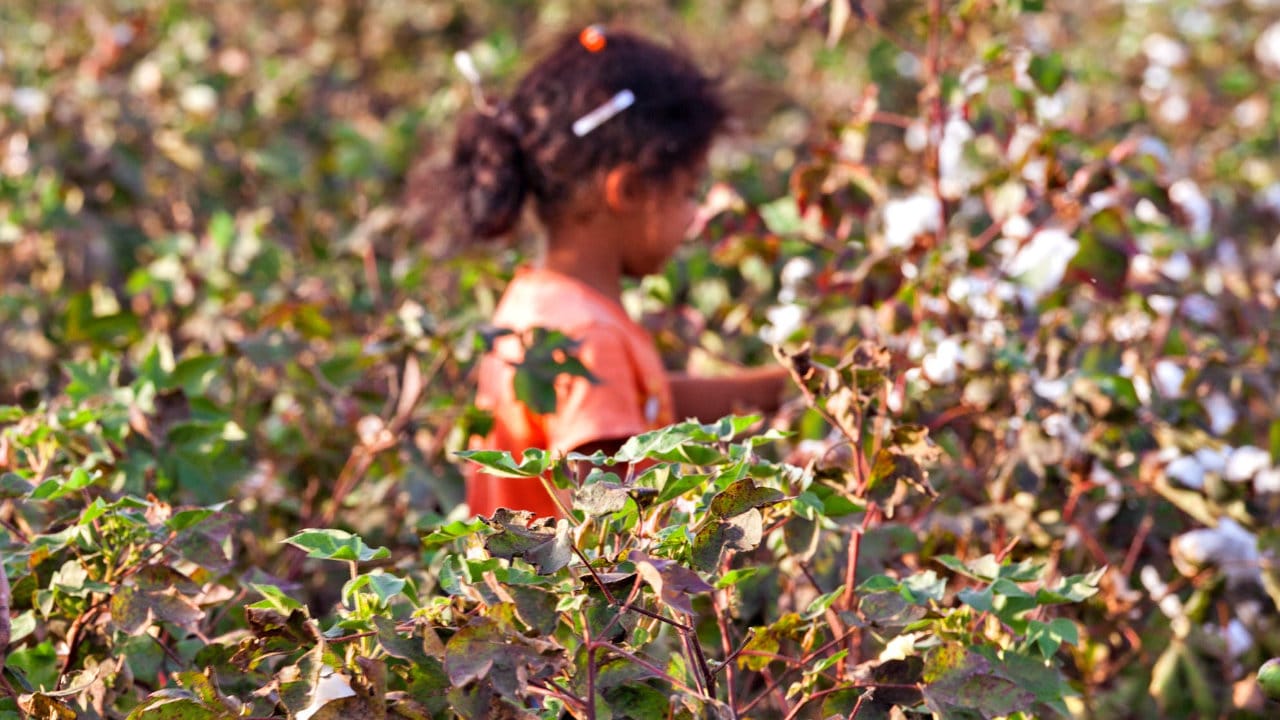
[0,556,8,681]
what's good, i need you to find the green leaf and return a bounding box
[511,328,598,415]
[604,684,670,720]
[630,550,714,615]
[284,529,391,562]
[125,690,230,720]
[483,512,573,576]
[1027,52,1066,94]
[923,649,1036,717]
[958,586,994,612]
[344,572,407,605]
[0,473,34,499]
[421,518,487,548]
[708,479,785,519]
[509,584,560,636]
[692,509,763,572]
[30,468,95,500]
[248,583,305,613]
[856,575,902,593]
[900,571,947,604]
[79,498,109,526]
[1036,567,1104,604]
[64,355,118,401]
[714,566,764,589]
[657,471,709,504]
[166,504,227,532]
[8,611,36,644]
[455,448,550,478]
[167,355,223,395]
[573,477,631,516]
[803,585,845,619]
[809,649,848,675]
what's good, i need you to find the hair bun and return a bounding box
[451,109,527,239]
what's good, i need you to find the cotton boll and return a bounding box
[1165,455,1205,489]
[883,194,941,249]
[1172,528,1225,572]
[1254,468,1280,494]
[132,61,164,95]
[180,84,218,118]
[922,337,961,384]
[1007,124,1041,163]
[1234,96,1269,130]
[1153,360,1185,397]
[1169,179,1212,235]
[11,87,49,117]
[1225,446,1272,482]
[1134,199,1167,224]
[1140,565,1169,598]
[1143,33,1190,67]
[1021,158,1049,189]
[1002,215,1033,240]
[1035,92,1067,125]
[1005,228,1079,304]
[939,115,979,198]
[1181,294,1220,325]
[779,257,815,289]
[1203,392,1238,436]
[1093,465,1123,522]
[1032,376,1070,403]
[960,64,989,96]
[1161,252,1193,281]
[1159,594,1186,620]
[903,120,929,153]
[1158,94,1191,125]
[1225,619,1254,659]
[1130,253,1156,279]
[1148,295,1177,316]
[1135,136,1174,168]
[1256,22,1280,72]
[879,632,921,662]
[1258,183,1280,215]
[895,52,921,79]
[1171,518,1261,584]
[297,668,357,720]
[761,304,805,345]
[1194,447,1228,474]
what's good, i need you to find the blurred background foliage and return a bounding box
[2,0,1280,716]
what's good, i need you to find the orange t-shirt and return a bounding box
[467,267,675,518]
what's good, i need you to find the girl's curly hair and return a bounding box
[450,29,727,240]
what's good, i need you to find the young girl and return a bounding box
[450,27,789,518]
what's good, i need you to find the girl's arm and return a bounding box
[667,366,791,423]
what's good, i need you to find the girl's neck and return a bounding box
[540,218,625,303]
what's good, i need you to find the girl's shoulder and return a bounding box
[493,267,633,336]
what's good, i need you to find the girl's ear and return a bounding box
[603,164,645,213]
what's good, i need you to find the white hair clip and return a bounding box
[453,50,497,115]
[572,89,635,137]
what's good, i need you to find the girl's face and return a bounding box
[622,162,706,278]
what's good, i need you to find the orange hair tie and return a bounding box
[579,25,606,53]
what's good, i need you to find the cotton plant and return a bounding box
[759,256,814,345]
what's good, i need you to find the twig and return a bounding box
[596,642,704,698]
[57,596,109,683]
[683,615,716,697]
[0,554,9,680]
[572,545,691,632]
[738,627,860,716]
[585,615,596,720]
[712,588,740,719]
